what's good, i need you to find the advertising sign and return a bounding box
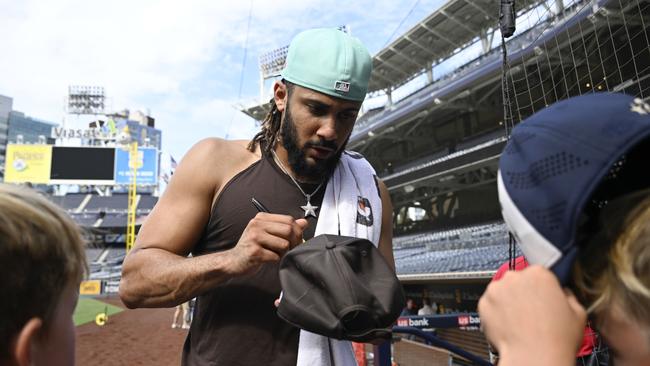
[114,147,158,185]
[79,280,102,295]
[396,313,481,329]
[52,118,121,140]
[4,144,52,184]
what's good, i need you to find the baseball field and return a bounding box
[75,295,188,365]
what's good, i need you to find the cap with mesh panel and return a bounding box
[281,28,372,102]
[498,93,650,284]
[277,234,405,342]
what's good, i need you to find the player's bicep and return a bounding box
[134,140,221,255]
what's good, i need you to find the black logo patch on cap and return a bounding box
[335,81,350,93]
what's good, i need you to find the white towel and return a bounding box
[295,151,383,366]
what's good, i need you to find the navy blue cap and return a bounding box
[497,93,650,284]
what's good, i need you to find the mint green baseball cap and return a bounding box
[281,28,372,102]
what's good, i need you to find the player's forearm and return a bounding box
[119,247,235,308]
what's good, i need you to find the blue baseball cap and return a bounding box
[498,93,650,284]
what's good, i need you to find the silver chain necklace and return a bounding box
[271,150,324,218]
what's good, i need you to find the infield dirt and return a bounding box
[76,295,188,366]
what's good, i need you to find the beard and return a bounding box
[280,101,346,181]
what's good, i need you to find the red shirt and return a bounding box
[491,256,596,357]
[492,256,529,281]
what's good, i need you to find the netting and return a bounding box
[495,2,649,364]
[502,0,650,128]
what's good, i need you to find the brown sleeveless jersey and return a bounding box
[181,152,325,366]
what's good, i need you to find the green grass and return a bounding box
[73,297,124,326]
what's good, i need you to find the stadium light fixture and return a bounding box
[67,85,106,115]
[259,45,289,79]
[257,25,356,100]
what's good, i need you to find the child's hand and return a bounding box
[478,266,586,366]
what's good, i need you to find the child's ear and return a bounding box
[12,317,42,366]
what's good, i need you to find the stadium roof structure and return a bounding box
[240,102,271,121]
[239,0,547,121]
[350,0,621,149]
[368,0,543,94]
[349,0,625,214]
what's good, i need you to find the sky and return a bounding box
[0,0,447,168]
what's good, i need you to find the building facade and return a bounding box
[124,120,161,150]
[0,95,13,176]
[8,111,56,145]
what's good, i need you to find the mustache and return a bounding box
[304,139,338,151]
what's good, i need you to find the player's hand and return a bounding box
[478,265,586,366]
[226,212,308,276]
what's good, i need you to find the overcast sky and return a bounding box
[0,0,446,168]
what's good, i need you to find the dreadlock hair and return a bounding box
[247,80,294,155]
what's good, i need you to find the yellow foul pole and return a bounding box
[126,140,139,252]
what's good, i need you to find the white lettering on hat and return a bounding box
[630,98,650,115]
[335,81,350,93]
